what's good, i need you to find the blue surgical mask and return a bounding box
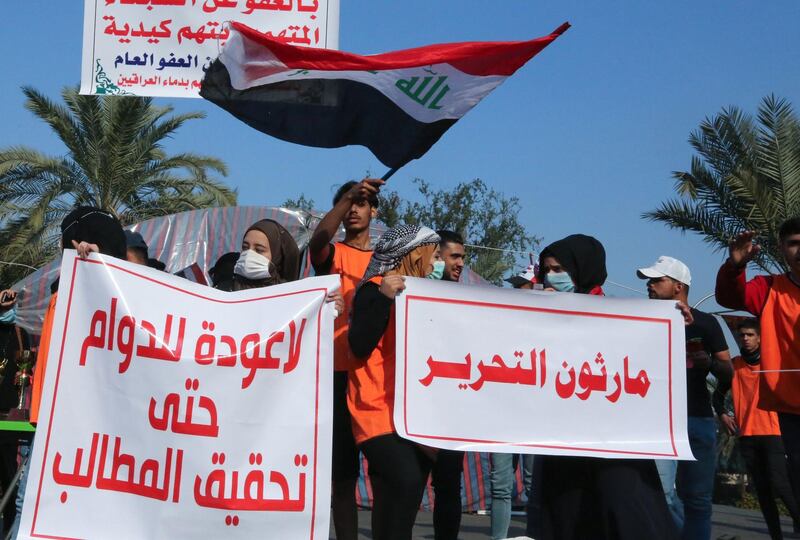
[426,261,445,280]
[0,306,17,325]
[545,271,575,293]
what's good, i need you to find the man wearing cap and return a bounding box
[505,264,538,289]
[125,230,149,266]
[637,256,731,540]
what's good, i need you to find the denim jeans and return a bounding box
[655,458,685,530]
[11,437,32,540]
[660,417,716,540]
[521,454,534,503]
[490,453,534,540]
[679,417,717,540]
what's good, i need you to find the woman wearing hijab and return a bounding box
[538,234,607,295]
[227,219,344,314]
[226,219,301,290]
[224,219,344,318]
[19,207,127,539]
[347,224,442,540]
[528,234,678,540]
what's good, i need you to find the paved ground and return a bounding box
[334,504,797,539]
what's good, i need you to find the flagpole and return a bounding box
[381,167,399,181]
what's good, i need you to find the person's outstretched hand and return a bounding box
[729,231,760,268]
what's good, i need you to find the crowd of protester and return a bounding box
[1,179,800,540]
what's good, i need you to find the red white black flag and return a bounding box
[201,22,569,169]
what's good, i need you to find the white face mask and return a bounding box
[234,250,272,280]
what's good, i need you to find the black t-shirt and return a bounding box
[685,308,729,417]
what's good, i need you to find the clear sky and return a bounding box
[2,1,800,311]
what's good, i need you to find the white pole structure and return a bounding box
[692,292,716,309]
[0,261,38,272]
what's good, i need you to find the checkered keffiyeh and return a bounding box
[359,224,440,287]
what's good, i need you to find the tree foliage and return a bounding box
[0,86,237,285]
[644,95,800,273]
[282,194,315,212]
[378,178,538,283]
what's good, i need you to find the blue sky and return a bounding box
[3,1,800,311]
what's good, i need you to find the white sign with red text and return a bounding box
[395,278,693,460]
[81,0,340,97]
[19,251,338,540]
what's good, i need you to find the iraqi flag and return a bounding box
[201,22,569,169]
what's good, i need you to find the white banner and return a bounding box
[395,278,693,460]
[80,0,340,97]
[19,252,339,540]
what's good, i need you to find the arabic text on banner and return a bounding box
[19,251,338,539]
[81,0,340,98]
[394,278,693,460]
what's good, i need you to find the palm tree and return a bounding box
[0,86,237,283]
[644,95,800,273]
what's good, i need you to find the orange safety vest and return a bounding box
[758,275,800,414]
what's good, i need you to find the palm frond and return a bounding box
[648,95,800,273]
[22,87,87,162]
[0,86,235,272]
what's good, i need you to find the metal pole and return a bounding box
[692,292,715,309]
[381,167,399,181]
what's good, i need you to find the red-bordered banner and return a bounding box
[394,278,692,460]
[20,252,338,539]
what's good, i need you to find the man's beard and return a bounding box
[443,271,458,282]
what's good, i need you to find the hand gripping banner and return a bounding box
[19,251,338,540]
[394,278,693,460]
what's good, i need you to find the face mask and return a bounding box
[234,250,272,280]
[0,306,16,325]
[426,261,445,280]
[545,271,575,293]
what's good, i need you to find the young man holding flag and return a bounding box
[309,178,382,540]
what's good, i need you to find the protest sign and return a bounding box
[395,278,693,460]
[19,251,338,540]
[80,0,340,97]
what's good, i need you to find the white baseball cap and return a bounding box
[506,264,538,287]
[637,256,691,286]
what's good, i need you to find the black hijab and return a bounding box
[210,251,240,288]
[539,234,607,294]
[52,206,127,293]
[61,206,126,260]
